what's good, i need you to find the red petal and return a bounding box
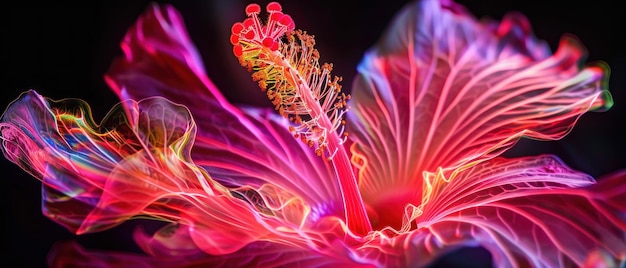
[415,156,626,267]
[348,0,613,229]
[354,156,626,267]
[105,5,231,124]
[105,4,345,223]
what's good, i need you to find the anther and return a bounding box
[231,23,244,34]
[262,37,274,48]
[245,3,261,16]
[278,15,295,31]
[243,18,254,28]
[233,45,243,57]
[266,2,282,12]
[244,31,255,40]
[230,34,239,45]
[269,12,284,22]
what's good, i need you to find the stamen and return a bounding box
[231,2,372,235]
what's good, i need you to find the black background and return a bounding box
[2,1,624,267]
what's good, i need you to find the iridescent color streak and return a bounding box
[1,1,624,267]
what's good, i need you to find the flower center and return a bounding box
[366,189,421,231]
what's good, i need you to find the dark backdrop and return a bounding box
[2,1,624,267]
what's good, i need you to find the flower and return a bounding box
[1,0,624,267]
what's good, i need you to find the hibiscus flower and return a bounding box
[1,1,624,267]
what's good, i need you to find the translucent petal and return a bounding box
[2,91,144,232]
[105,3,343,221]
[345,156,626,267]
[347,0,613,230]
[408,156,625,267]
[190,105,345,224]
[0,91,281,254]
[106,3,226,107]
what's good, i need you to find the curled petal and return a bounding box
[2,90,145,232]
[105,4,344,222]
[0,91,212,234]
[348,156,625,267]
[347,0,613,230]
[106,3,226,107]
[0,91,278,255]
[407,156,625,267]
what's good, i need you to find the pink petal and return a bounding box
[0,91,281,255]
[105,4,344,221]
[1,91,134,232]
[106,4,226,108]
[407,156,625,267]
[349,156,625,267]
[191,106,345,223]
[347,0,613,230]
